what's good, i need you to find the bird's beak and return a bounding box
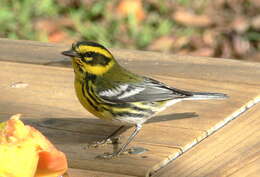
[62,50,79,57]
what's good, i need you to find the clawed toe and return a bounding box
[87,139,112,148]
[87,137,120,148]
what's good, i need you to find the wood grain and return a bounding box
[153,104,260,177]
[0,60,259,176]
[1,39,260,176]
[67,168,136,177]
[0,38,260,86]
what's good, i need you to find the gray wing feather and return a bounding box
[98,77,192,103]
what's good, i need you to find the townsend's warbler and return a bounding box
[62,41,227,158]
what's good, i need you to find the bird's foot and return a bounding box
[96,147,148,159]
[87,137,120,148]
[87,139,112,148]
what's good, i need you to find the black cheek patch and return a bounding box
[87,53,111,66]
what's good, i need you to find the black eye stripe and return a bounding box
[82,52,100,57]
[82,52,110,61]
[79,52,111,66]
[83,52,92,57]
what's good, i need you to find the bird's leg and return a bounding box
[98,124,142,158]
[88,125,127,148]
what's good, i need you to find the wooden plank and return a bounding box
[1,61,259,145]
[0,60,259,176]
[228,158,260,177]
[67,168,136,177]
[0,38,260,86]
[0,61,182,177]
[153,104,260,177]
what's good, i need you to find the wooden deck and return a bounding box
[0,38,259,177]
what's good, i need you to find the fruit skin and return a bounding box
[0,114,68,177]
[36,146,68,177]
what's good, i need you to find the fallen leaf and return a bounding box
[116,0,145,22]
[148,36,174,52]
[231,16,249,33]
[34,19,58,35]
[172,10,213,27]
[48,31,69,43]
[34,18,74,35]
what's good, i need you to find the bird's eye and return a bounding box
[82,52,93,61]
[84,52,92,57]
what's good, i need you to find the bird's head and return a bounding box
[62,41,116,76]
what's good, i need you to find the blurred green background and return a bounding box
[0,0,259,61]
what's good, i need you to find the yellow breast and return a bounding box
[74,79,112,121]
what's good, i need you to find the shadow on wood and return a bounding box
[23,112,198,145]
[146,112,198,124]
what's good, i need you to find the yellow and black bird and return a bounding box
[62,41,227,158]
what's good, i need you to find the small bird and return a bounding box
[62,41,227,158]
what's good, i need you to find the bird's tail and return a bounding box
[185,92,228,100]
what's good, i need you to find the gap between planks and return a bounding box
[148,96,260,176]
[1,60,259,176]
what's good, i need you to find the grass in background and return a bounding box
[0,0,259,61]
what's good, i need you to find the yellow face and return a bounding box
[62,41,115,76]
